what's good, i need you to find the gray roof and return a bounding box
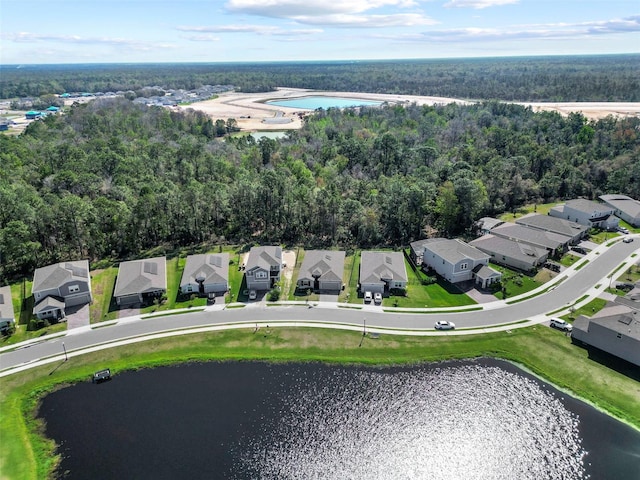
[516,214,589,238]
[114,257,167,297]
[298,250,345,283]
[0,285,15,320]
[599,194,640,218]
[246,246,282,271]
[563,198,613,215]
[473,264,502,280]
[32,260,90,294]
[477,217,506,231]
[585,304,640,339]
[491,222,570,250]
[422,238,489,264]
[360,251,408,284]
[33,296,65,314]
[181,253,229,286]
[470,234,548,263]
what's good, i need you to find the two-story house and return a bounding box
[32,260,92,320]
[550,199,618,230]
[245,246,282,291]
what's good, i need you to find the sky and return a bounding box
[1,0,639,64]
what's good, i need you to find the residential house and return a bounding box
[25,111,42,120]
[359,251,408,295]
[113,257,167,306]
[409,239,432,266]
[599,194,640,228]
[572,302,640,367]
[550,199,618,230]
[420,238,501,287]
[32,260,92,320]
[489,222,571,254]
[477,217,506,235]
[245,246,282,291]
[180,253,229,296]
[515,214,589,244]
[470,234,548,272]
[0,285,15,331]
[296,250,345,293]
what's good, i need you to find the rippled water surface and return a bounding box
[39,359,640,479]
[266,96,382,109]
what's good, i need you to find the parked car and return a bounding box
[571,246,587,255]
[364,291,373,303]
[623,237,634,243]
[248,290,257,300]
[550,318,572,331]
[374,292,383,305]
[618,227,629,234]
[435,320,455,330]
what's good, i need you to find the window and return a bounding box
[617,333,622,339]
[186,285,192,293]
[68,284,80,293]
[460,263,468,270]
[256,271,267,279]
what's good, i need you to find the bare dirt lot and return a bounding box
[184,88,640,131]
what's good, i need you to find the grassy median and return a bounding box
[1,325,639,479]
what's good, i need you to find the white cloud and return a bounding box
[177,24,324,38]
[443,0,518,9]
[226,0,419,16]
[392,15,640,42]
[290,13,437,27]
[1,32,174,51]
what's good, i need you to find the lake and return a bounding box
[38,359,640,479]
[266,96,383,109]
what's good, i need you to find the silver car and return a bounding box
[435,320,455,330]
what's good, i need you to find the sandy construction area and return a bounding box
[184,88,640,131]
[184,88,472,131]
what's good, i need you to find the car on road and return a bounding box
[550,317,572,331]
[248,290,257,300]
[435,320,455,330]
[623,237,634,243]
[364,291,373,303]
[374,292,383,305]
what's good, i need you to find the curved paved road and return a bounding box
[1,238,638,376]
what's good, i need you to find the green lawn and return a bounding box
[490,264,543,300]
[559,253,581,267]
[89,267,119,322]
[2,325,639,480]
[339,251,361,304]
[498,202,558,221]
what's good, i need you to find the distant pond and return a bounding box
[39,359,640,479]
[266,96,383,109]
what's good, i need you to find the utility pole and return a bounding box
[62,342,68,362]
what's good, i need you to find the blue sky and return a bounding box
[1,0,638,64]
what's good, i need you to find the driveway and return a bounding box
[65,304,90,330]
[465,288,499,304]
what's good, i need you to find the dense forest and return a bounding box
[1,97,639,281]
[1,55,639,102]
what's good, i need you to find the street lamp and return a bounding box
[62,342,68,362]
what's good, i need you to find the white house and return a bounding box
[180,253,229,296]
[421,238,501,287]
[599,194,640,228]
[0,285,15,331]
[550,199,618,230]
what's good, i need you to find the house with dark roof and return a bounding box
[114,257,167,306]
[296,250,345,293]
[470,234,548,272]
[180,253,229,296]
[32,260,92,320]
[359,251,408,295]
[420,238,501,287]
[489,222,571,253]
[550,199,618,230]
[245,246,282,291]
[571,302,640,367]
[515,214,589,244]
[599,194,640,227]
[0,285,15,331]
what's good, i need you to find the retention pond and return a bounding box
[39,359,640,479]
